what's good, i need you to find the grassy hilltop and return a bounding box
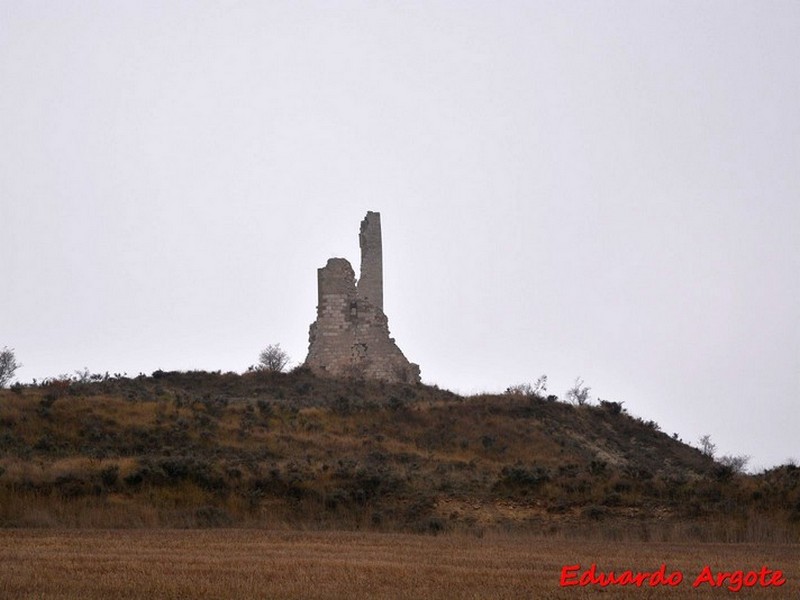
[0,368,797,541]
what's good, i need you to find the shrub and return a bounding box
[494,465,550,495]
[719,454,750,475]
[0,347,21,388]
[388,396,405,411]
[588,460,607,476]
[504,375,547,398]
[100,465,120,487]
[599,399,623,415]
[566,377,591,406]
[714,465,735,483]
[42,379,71,402]
[583,505,607,521]
[699,434,716,458]
[258,344,290,373]
[505,383,534,396]
[256,399,273,417]
[333,395,351,416]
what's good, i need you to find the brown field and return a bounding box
[1,529,797,599]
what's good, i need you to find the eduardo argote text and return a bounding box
[560,563,786,592]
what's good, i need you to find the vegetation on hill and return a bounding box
[0,368,797,541]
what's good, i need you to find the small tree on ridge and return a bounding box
[258,344,290,373]
[566,377,591,406]
[699,434,716,458]
[0,347,21,388]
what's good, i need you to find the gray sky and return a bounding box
[2,1,798,470]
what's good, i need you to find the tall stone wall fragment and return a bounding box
[305,212,420,384]
[357,211,383,311]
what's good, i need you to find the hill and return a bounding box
[0,369,797,541]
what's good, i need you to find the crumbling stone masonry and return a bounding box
[305,212,421,384]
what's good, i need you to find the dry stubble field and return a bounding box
[1,530,798,599]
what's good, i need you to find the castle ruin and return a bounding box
[304,212,421,384]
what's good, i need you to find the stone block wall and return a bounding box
[305,212,420,384]
[357,212,383,311]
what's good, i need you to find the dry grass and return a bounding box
[0,529,797,599]
[2,374,798,538]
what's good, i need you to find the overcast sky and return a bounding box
[2,1,798,470]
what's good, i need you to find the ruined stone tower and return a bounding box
[357,212,383,312]
[305,212,421,384]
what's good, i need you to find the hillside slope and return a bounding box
[0,369,797,540]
